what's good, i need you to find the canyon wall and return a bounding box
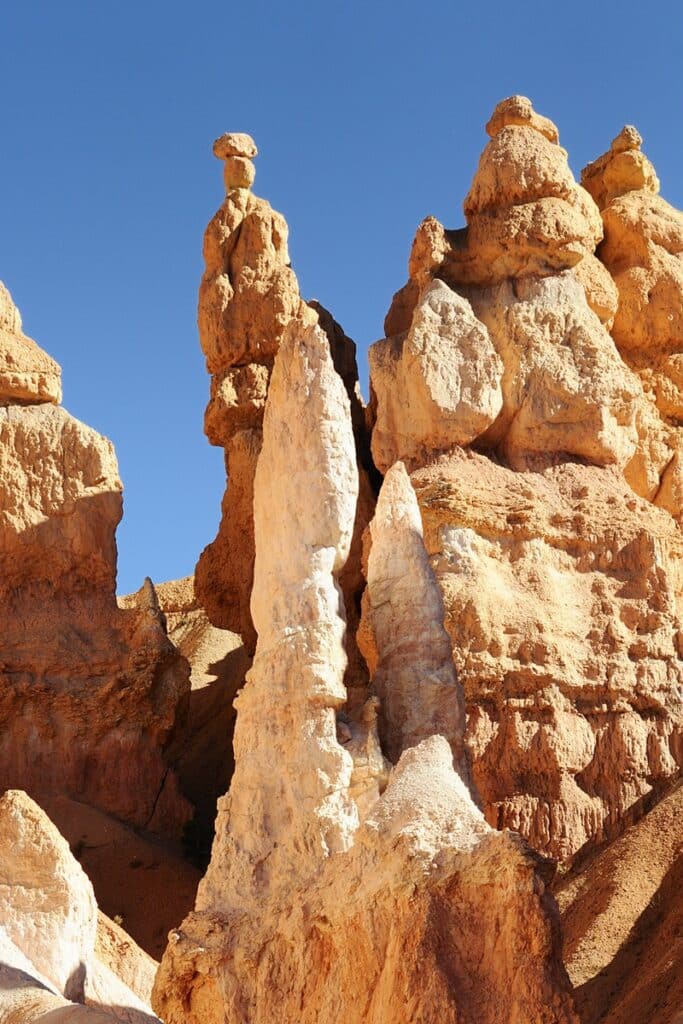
[0,285,190,835]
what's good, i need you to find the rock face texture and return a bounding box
[369,98,683,862]
[4,101,682,1024]
[0,284,190,835]
[0,282,61,404]
[358,461,468,775]
[377,97,642,475]
[0,790,160,1024]
[153,315,577,1024]
[581,127,683,518]
[412,449,682,860]
[194,134,375,658]
[555,781,683,1024]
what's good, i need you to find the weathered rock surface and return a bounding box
[154,576,251,858]
[582,128,683,516]
[0,791,160,1024]
[555,781,683,1024]
[369,99,683,867]
[39,793,201,961]
[370,281,503,472]
[153,315,577,1024]
[358,461,468,775]
[0,289,190,835]
[0,283,61,404]
[0,790,97,1001]
[376,97,644,474]
[195,137,375,654]
[412,449,683,861]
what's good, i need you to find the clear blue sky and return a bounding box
[3,1,682,594]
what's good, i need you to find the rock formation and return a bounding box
[0,790,159,1023]
[2,98,682,1024]
[412,448,682,860]
[555,780,683,1024]
[194,134,375,662]
[0,283,190,835]
[582,127,683,517]
[375,96,643,475]
[357,461,468,775]
[368,97,683,861]
[153,314,577,1024]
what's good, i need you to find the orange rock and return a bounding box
[412,449,683,861]
[0,297,190,836]
[0,282,61,404]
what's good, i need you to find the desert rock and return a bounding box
[0,282,61,405]
[0,298,190,836]
[153,315,577,1024]
[0,791,161,1023]
[412,448,683,860]
[582,129,683,514]
[195,136,374,651]
[0,790,97,1000]
[370,280,503,472]
[358,461,468,775]
[377,97,642,474]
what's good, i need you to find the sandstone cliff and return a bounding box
[0,285,190,835]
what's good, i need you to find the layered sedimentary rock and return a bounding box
[582,128,683,516]
[0,284,190,834]
[0,790,159,1024]
[369,98,683,861]
[154,314,577,1024]
[195,135,375,660]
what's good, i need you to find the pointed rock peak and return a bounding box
[485,94,559,143]
[0,280,62,405]
[581,124,660,209]
[212,131,257,192]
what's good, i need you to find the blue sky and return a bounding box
[3,1,682,594]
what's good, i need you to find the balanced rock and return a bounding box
[196,134,375,656]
